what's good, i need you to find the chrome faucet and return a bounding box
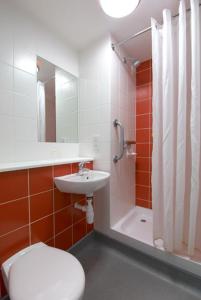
[78,161,90,175]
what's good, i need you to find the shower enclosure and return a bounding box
[108,0,201,270]
[78,19,201,278]
[110,55,153,247]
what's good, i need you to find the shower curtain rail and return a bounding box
[112,3,201,50]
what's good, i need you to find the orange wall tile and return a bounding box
[55,206,73,234]
[30,191,53,222]
[136,157,150,172]
[0,271,7,297]
[0,161,93,297]
[53,164,71,177]
[136,59,152,209]
[136,83,152,100]
[29,166,53,194]
[136,99,151,115]
[55,227,72,250]
[0,226,30,264]
[54,189,71,211]
[137,60,152,71]
[73,219,87,244]
[31,215,54,244]
[0,198,29,236]
[136,172,151,186]
[0,170,28,204]
[136,69,152,86]
[136,144,151,157]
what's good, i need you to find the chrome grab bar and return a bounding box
[113,119,125,163]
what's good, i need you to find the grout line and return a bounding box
[71,163,76,245]
[52,166,55,247]
[0,224,29,239]
[30,189,54,197]
[136,172,150,176]
[54,202,73,215]
[27,169,31,245]
[0,195,29,206]
[0,190,53,206]
[136,184,151,188]
[44,237,54,244]
[137,156,152,159]
[136,82,152,88]
[136,198,150,202]
[136,112,152,117]
[0,189,55,206]
[136,170,151,173]
[149,135,150,203]
[136,66,152,74]
[136,128,152,131]
[136,96,152,102]
[136,142,151,145]
[149,114,151,202]
[30,212,54,225]
[73,216,86,227]
[54,225,73,238]
[136,69,152,76]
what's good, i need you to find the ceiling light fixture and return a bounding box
[99,0,141,18]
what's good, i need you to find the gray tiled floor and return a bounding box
[3,232,201,300]
[70,232,201,300]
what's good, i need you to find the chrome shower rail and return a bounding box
[113,119,125,163]
[111,3,201,49]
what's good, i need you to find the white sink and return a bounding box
[54,170,110,195]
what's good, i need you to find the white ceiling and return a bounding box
[15,0,182,61]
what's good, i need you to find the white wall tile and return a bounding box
[0,0,80,163]
[14,68,36,96]
[0,115,13,142]
[0,90,13,115]
[79,36,111,171]
[0,23,13,65]
[110,44,135,227]
[14,47,36,75]
[13,117,37,142]
[13,93,37,118]
[0,62,13,91]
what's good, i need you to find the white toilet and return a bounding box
[2,242,85,300]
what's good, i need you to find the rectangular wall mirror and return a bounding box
[37,56,78,143]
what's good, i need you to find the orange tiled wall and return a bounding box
[135,60,152,209]
[0,162,93,298]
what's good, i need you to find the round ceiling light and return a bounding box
[99,0,140,18]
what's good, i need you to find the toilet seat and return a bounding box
[8,244,85,300]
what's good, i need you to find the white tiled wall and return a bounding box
[0,0,135,236]
[110,44,136,226]
[79,36,111,172]
[79,35,135,232]
[0,0,79,163]
[78,36,112,232]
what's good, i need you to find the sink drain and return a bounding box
[140,219,146,223]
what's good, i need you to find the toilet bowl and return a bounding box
[2,242,85,300]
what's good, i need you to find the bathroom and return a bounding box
[0,0,201,299]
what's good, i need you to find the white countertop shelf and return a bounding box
[0,157,93,172]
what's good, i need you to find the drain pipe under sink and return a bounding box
[74,193,94,224]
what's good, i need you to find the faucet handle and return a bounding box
[79,161,90,168]
[78,161,91,175]
[78,161,85,168]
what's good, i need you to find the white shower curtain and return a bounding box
[152,0,201,257]
[37,81,46,142]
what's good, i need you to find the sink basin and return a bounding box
[54,170,110,195]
